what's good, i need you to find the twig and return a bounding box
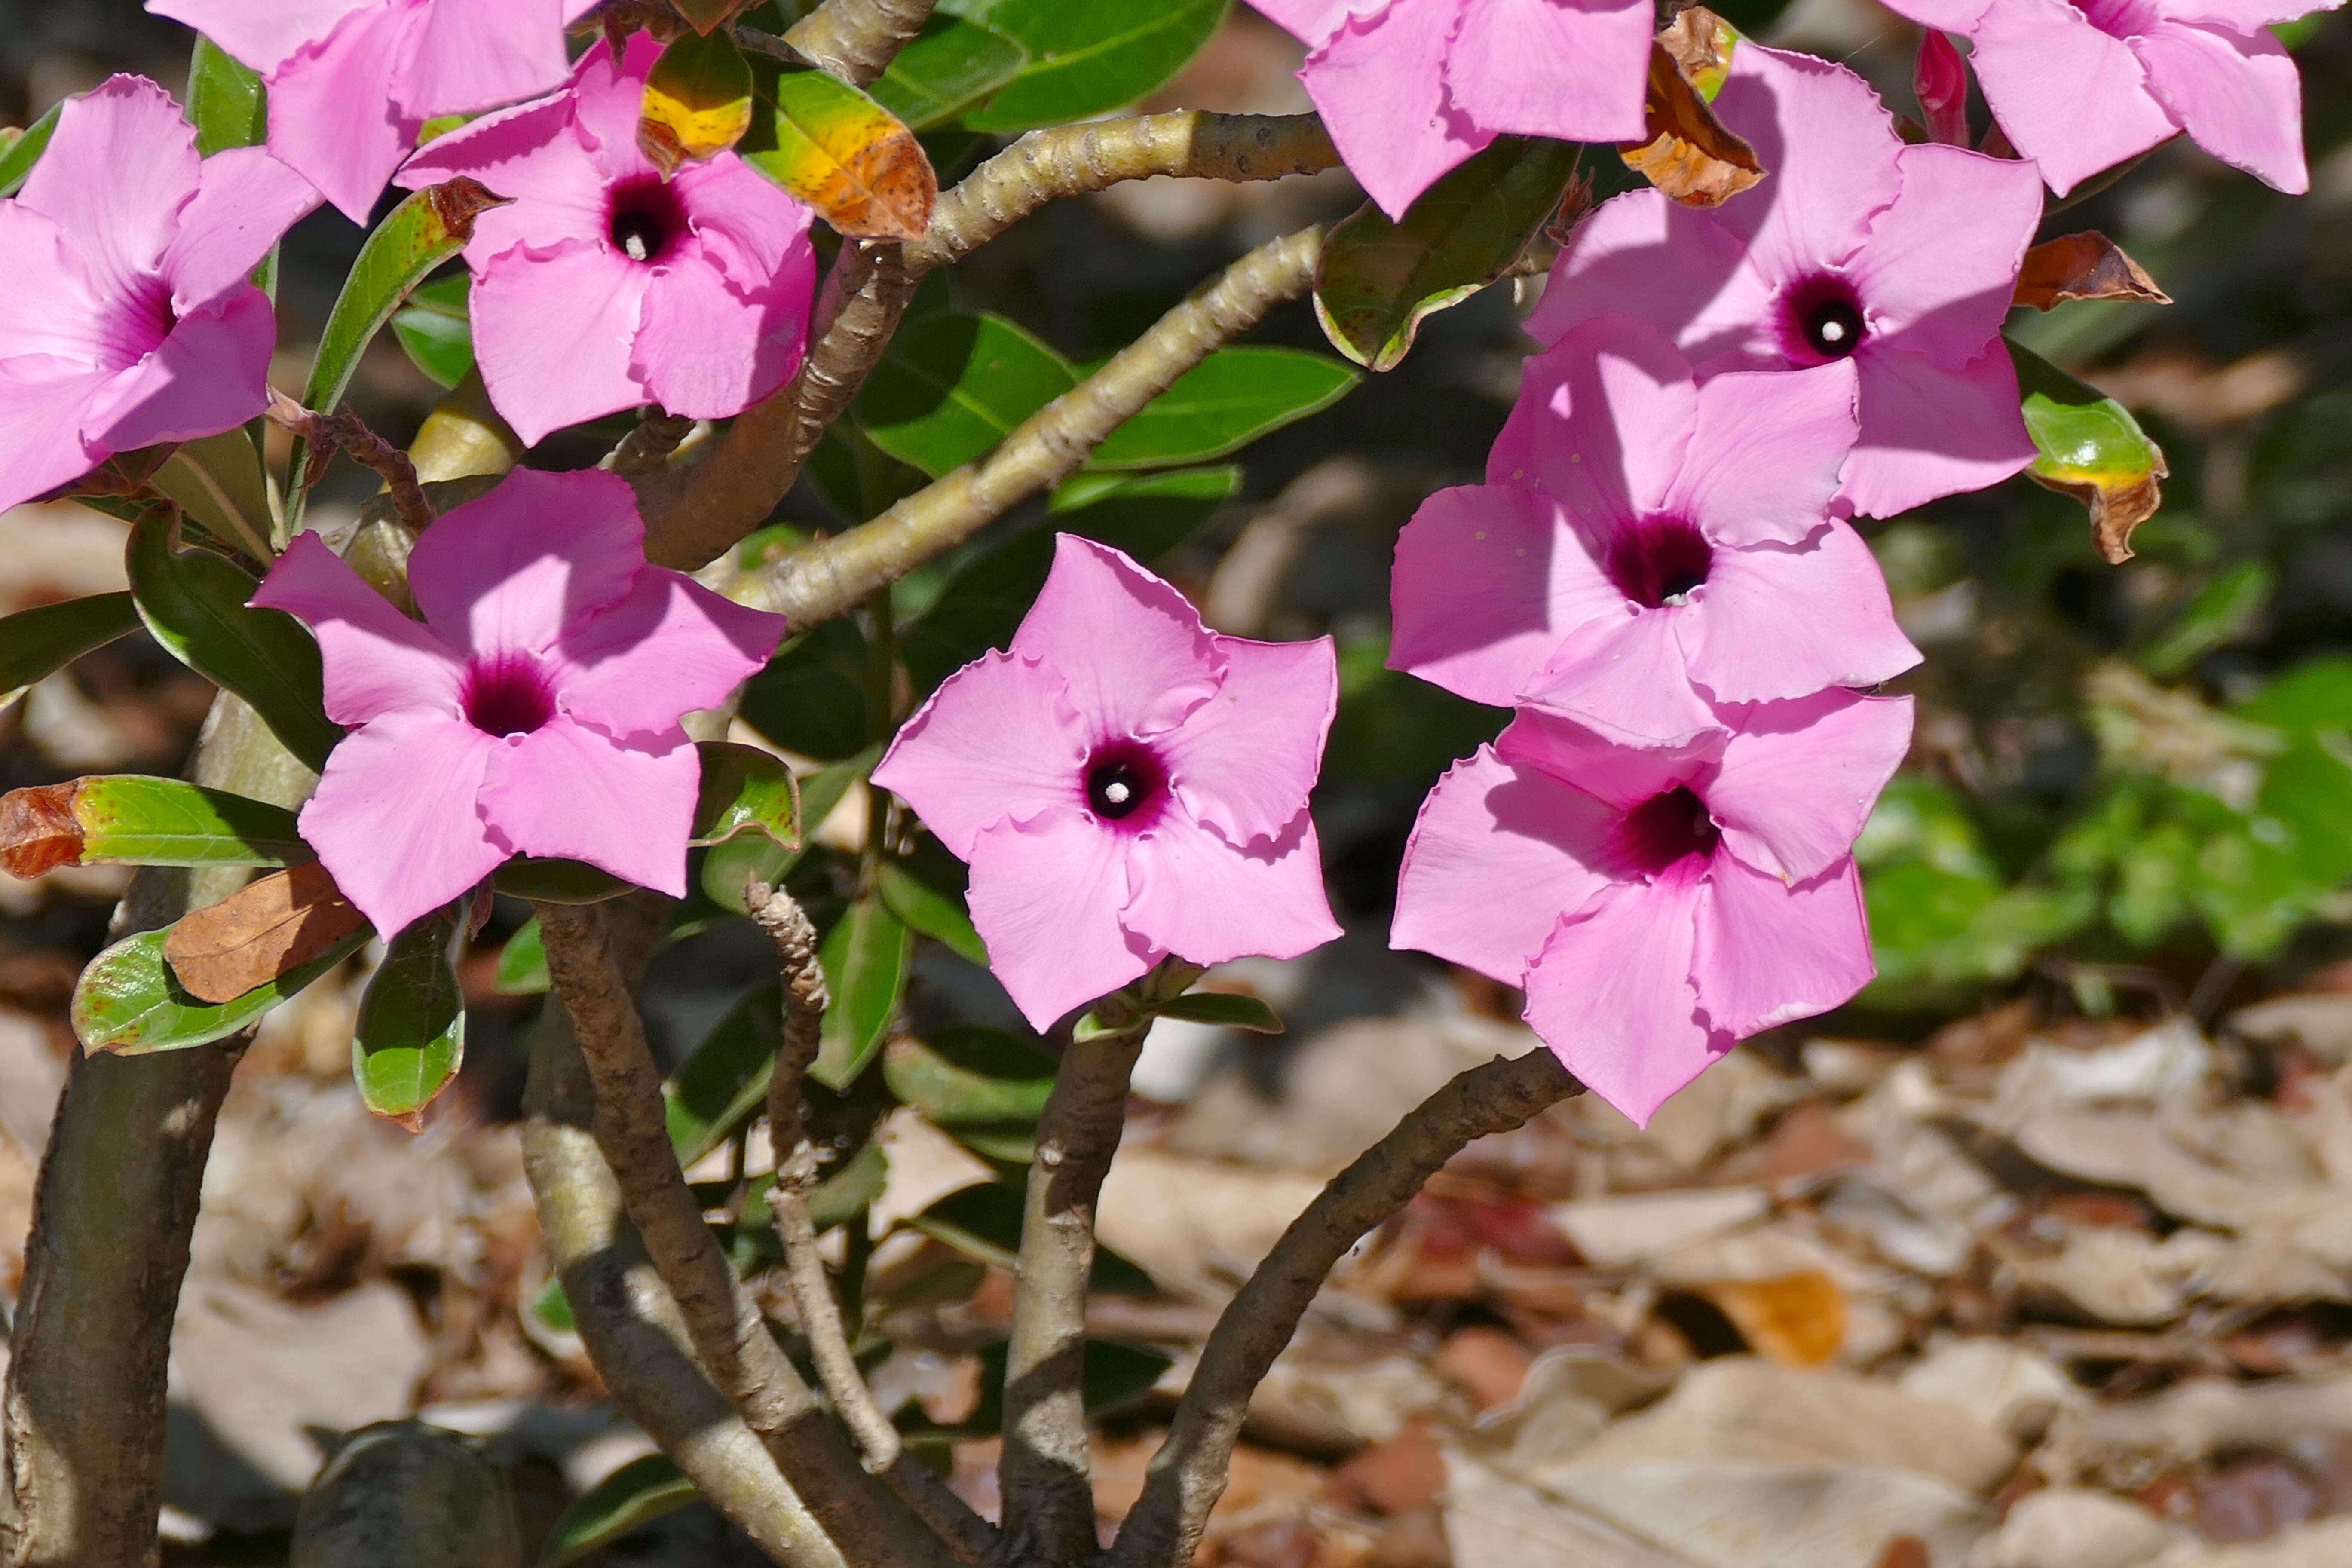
[1106,1049,1583,1568]
[610,411,699,478]
[733,224,1324,624]
[530,900,952,1568]
[782,0,938,87]
[266,390,434,533]
[910,113,1338,273]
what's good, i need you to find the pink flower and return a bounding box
[1528,41,2045,518]
[1391,317,1917,746]
[1392,692,1912,1123]
[1887,0,2335,195]
[148,0,600,222]
[0,77,316,514]
[1253,0,1652,219]
[872,536,1343,1030]
[395,36,817,447]
[251,468,784,938]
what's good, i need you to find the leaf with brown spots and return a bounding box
[2016,232,2172,311]
[748,68,935,239]
[0,776,306,877]
[164,861,370,1004]
[1620,31,1762,208]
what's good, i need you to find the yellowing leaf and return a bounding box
[639,28,754,175]
[1620,37,1763,208]
[749,69,935,241]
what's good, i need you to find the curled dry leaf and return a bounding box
[1620,23,1762,208]
[752,69,936,240]
[420,176,507,243]
[0,782,80,878]
[2016,232,2172,311]
[165,861,369,1005]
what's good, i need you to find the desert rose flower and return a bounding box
[1391,317,1917,746]
[149,0,600,222]
[1885,0,2337,195]
[1393,692,1912,1123]
[251,468,784,938]
[1528,41,2045,518]
[873,536,1342,1030]
[395,35,817,447]
[1253,0,1652,218]
[0,76,317,514]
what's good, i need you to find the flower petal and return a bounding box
[1967,0,2177,196]
[1523,610,1721,749]
[1708,44,1905,283]
[1704,689,1913,883]
[1523,871,1730,1127]
[162,146,322,314]
[407,467,646,659]
[1492,315,1697,517]
[300,707,505,938]
[1122,808,1340,967]
[1693,852,1874,1038]
[1526,190,1775,363]
[1680,524,1920,705]
[80,285,275,452]
[1009,536,1218,742]
[2132,18,2309,193]
[872,648,1089,860]
[1157,633,1335,849]
[469,239,650,446]
[568,35,665,184]
[965,805,1150,1031]
[634,257,811,423]
[1843,340,2035,518]
[146,0,374,77]
[1446,0,1651,144]
[1390,484,1630,708]
[553,570,784,740]
[1391,746,1621,985]
[1494,707,1719,813]
[477,715,699,896]
[0,205,108,365]
[251,530,465,724]
[673,153,818,281]
[263,1,423,223]
[0,361,114,513]
[394,0,574,119]
[1251,0,1363,46]
[394,90,608,260]
[1302,1,1484,220]
[1850,144,2043,369]
[1660,359,1857,547]
[20,77,198,297]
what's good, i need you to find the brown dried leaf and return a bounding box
[0,782,82,879]
[1693,1269,1848,1368]
[422,176,507,246]
[2016,232,2172,311]
[1659,5,1738,91]
[1619,40,1763,208]
[165,861,368,1004]
[1872,1538,1931,1568]
[2070,469,2168,565]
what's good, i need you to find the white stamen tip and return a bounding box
[622,233,650,262]
[1104,781,1132,805]
[1820,319,1847,342]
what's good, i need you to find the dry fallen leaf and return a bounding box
[1619,39,1763,208]
[1695,1270,1849,1368]
[165,862,368,1004]
[2016,232,2172,311]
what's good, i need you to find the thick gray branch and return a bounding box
[1106,1050,1582,1568]
[781,0,937,87]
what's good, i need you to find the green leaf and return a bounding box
[814,894,911,1088]
[2236,657,2352,738]
[692,741,802,848]
[494,918,549,996]
[390,273,474,390]
[911,1183,1156,1294]
[529,1276,574,1334]
[1314,135,1582,372]
[878,858,986,965]
[809,1137,890,1231]
[701,745,881,913]
[1086,349,1358,471]
[1156,991,1283,1034]
[188,35,267,156]
[352,908,465,1127]
[944,0,1228,133]
[739,619,872,761]
[293,180,506,530]
[641,27,756,167]
[150,429,276,562]
[665,981,783,1168]
[72,920,370,1055]
[884,1029,1054,1124]
[869,13,1029,131]
[0,593,140,713]
[539,1454,698,1568]
[0,104,61,198]
[854,312,1077,478]
[126,505,343,772]
[2009,337,2168,563]
[492,856,634,903]
[2140,560,2274,678]
[0,776,306,872]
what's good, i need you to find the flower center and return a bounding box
[1082,742,1166,827]
[1617,786,1721,877]
[95,273,177,371]
[463,654,555,737]
[1783,276,1868,363]
[607,177,689,265]
[1605,517,1714,609]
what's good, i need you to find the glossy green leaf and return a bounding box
[492,856,634,903]
[1314,135,1582,372]
[701,745,881,913]
[808,1137,890,1231]
[1157,991,1283,1033]
[127,505,343,772]
[877,858,985,965]
[150,428,276,562]
[854,312,1077,477]
[692,741,802,848]
[911,1183,1155,1294]
[188,35,266,156]
[945,0,1228,133]
[292,180,506,529]
[494,917,549,996]
[0,776,306,873]
[352,908,464,1127]
[814,893,910,1088]
[739,619,871,761]
[869,13,1029,130]
[0,104,61,198]
[0,592,140,713]
[2233,656,2352,738]
[643,28,756,169]
[884,1029,1054,1125]
[1087,349,1358,470]
[390,273,474,390]
[2009,337,2168,562]
[539,1454,698,1568]
[665,980,783,1168]
[72,920,370,1055]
